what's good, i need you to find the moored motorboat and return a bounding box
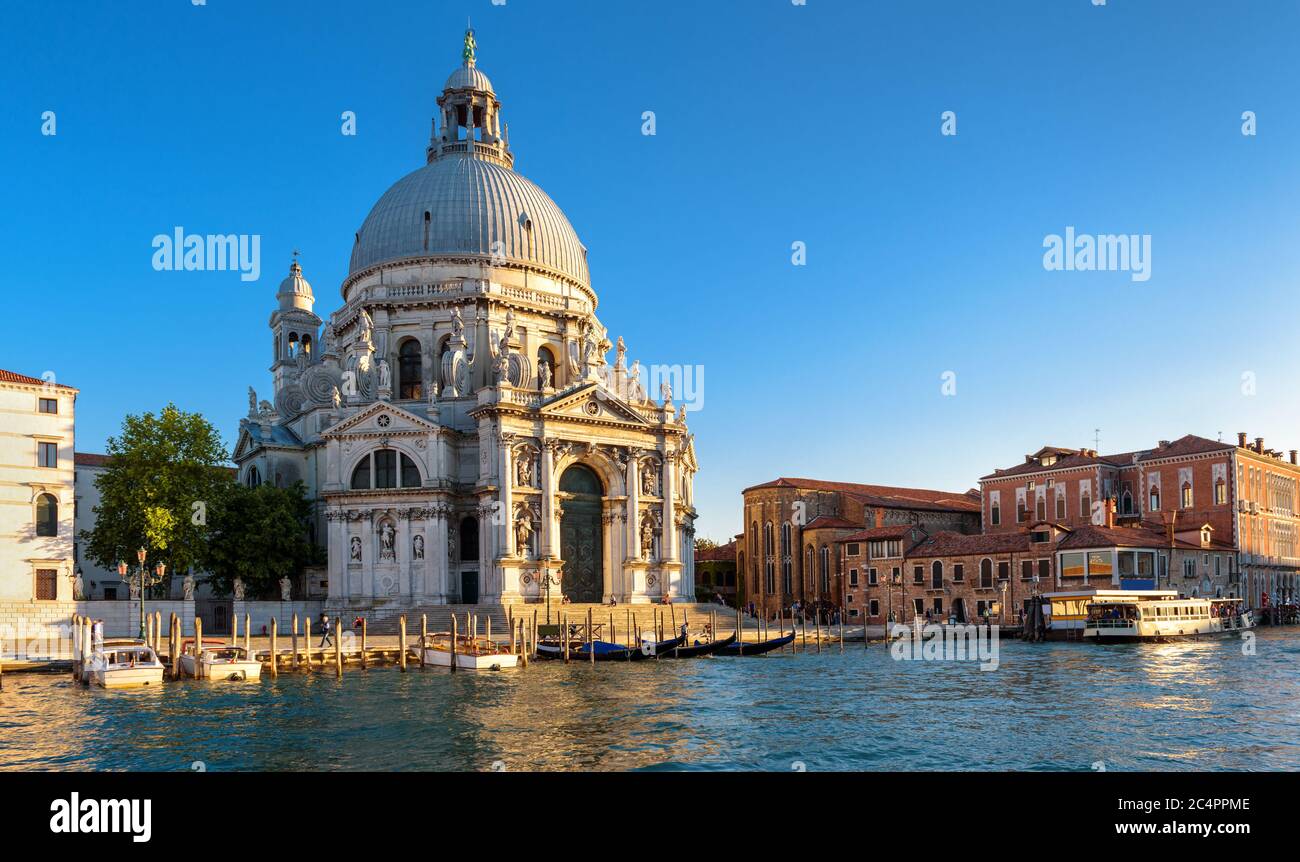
[85,642,165,689]
[179,641,263,681]
[714,631,796,657]
[1083,596,1254,643]
[420,633,519,670]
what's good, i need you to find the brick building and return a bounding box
[694,539,738,606]
[738,478,981,617]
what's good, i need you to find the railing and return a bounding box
[1085,618,1135,629]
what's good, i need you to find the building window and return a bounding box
[247,466,262,488]
[35,569,57,601]
[912,564,923,585]
[351,450,421,490]
[398,339,423,400]
[1016,501,1027,523]
[849,568,859,587]
[930,560,943,589]
[38,442,57,468]
[1055,494,1066,520]
[867,567,878,585]
[1181,482,1193,509]
[35,494,58,537]
[869,599,880,617]
[819,546,830,594]
[990,503,1000,526]
[932,598,944,615]
[1214,479,1226,505]
[1149,487,1160,511]
[1021,559,1034,580]
[1038,558,1050,582]
[952,563,964,582]
[1036,497,1046,521]
[979,558,993,588]
[846,543,860,557]
[1081,491,1092,522]
[998,561,1010,581]
[38,398,57,414]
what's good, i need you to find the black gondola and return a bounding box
[713,631,796,657]
[664,633,737,659]
[535,633,686,661]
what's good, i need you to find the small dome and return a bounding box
[277,259,314,311]
[445,62,493,93]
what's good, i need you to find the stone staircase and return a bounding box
[353,601,739,639]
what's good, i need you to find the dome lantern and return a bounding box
[427,28,513,169]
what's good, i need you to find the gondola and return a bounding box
[713,631,796,657]
[536,633,686,661]
[664,632,737,659]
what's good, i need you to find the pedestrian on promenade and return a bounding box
[319,613,333,648]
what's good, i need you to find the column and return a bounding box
[499,435,514,557]
[540,441,556,558]
[662,452,678,563]
[327,513,344,600]
[626,452,640,559]
[431,507,448,602]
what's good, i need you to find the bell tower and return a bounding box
[269,251,322,395]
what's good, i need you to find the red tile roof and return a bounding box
[1138,434,1233,461]
[837,524,922,543]
[0,368,75,389]
[75,452,112,467]
[803,516,861,531]
[906,531,1032,557]
[744,478,981,513]
[695,540,737,562]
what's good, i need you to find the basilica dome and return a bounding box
[347,156,590,288]
[347,37,589,291]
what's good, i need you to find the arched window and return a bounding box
[1181,482,1193,509]
[804,545,815,590]
[398,339,422,400]
[247,466,261,489]
[980,558,993,588]
[931,560,943,589]
[301,335,312,357]
[287,333,299,358]
[35,494,57,537]
[351,450,421,490]
[1121,490,1133,515]
[820,545,831,594]
[537,346,556,389]
[1149,486,1160,511]
[764,522,773,557]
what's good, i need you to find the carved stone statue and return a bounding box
[279,576,292,601]
[660,380,673,406]
[357,308,375,348]
[538,359,552,389]
[331,385,343,410]
[516,452,534,487]
[247,386,258,417]
[515,512,534,556]
[615,336,627,369]
[629,361,644,402]
[232,577,245,601]
[640,517,655,558]
[321,324,335,356]
[182,574,195,601]
[377,358,391,389]
[450,305,465,339]
[379,522,396,561]
[129,579,141,600]
[642,467,657,496]
[350,536,362,562]
[73,572,85,600]
[413,534,425,560]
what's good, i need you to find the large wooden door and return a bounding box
[560,465,604,603]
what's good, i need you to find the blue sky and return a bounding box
[4,0,1300,543]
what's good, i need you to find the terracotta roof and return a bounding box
[0,368,75,390]
[1059,521,1233,551]
[837,524,921,543]
[695,540,737,562]
[75,452,111,467]
[744,478,981,513]
[981,451,1117,481]
[1138,434,1233,461]
[906,531,1031,557]
[803,516,861,531]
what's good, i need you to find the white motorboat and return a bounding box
[179,640,263,681]
[85,643,165,689]
[420,633,519,670]
[1083,596,1254,643]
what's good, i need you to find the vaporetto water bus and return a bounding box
[1083,595,1254,643]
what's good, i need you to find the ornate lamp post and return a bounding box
[541,566,562,625]
[117,548,166,640]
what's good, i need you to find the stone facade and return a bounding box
[233,33,698,611]
[0,369,77,603]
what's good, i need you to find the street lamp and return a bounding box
[118,548,167,640]
[541,567,562,624]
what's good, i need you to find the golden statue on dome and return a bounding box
[463,26,477,63]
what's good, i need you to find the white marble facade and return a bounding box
[234,32,698,608]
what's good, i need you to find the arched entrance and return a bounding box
[559,464,604,603]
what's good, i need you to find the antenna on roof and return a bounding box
[1093,428,1101,451]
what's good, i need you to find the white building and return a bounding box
[0,369,77,602]
[234,31,698,612]
[72,453,127,599]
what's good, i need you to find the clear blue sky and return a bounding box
[4,0,1300,544]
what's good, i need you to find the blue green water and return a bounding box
[3,631,1298,771]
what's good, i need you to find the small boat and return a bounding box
[421,633,519,670]
[714,631,796,657]
[85,643,165,689]
[536,633,686,661]
[179,640,263,681]
[665,633,737,659]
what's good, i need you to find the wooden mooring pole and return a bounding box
[562,611,569,663]
[399,615,408,672]
[450,614,458,673]
[193,617,203,679]
[244,614,251,655]
[420,614,428,671]
[361,618,368,669]
[269,618,278,678]
[231,612,237,647]
[588,607,595,664]
[736,604,743,656]
[170,614,181,679]
[303,618,312,672]
[334,619,343,677]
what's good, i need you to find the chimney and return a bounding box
[1105,498,1116,529]
[1291,450,1297,465]
[1256,437,1265,453]
[1158,440,1170,448]
[1238,432,1248,448]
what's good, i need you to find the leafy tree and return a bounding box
[82,404,232,590]
[694,537,718,552]
[203,482,322,598]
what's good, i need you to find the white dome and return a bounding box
[347,155,590,288]
[444,62,493,93]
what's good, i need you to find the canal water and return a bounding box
[3,630,1298,771]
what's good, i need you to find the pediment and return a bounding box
[322,401,441,439]
[232,426,255,461]
[539,383,653,426]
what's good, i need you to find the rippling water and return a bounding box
[3,631,1299,771]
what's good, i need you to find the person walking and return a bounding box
[319,612,333,648]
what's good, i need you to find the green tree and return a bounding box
[82,404,232,588]
[694,537,718,552]
[204,482,321,598]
